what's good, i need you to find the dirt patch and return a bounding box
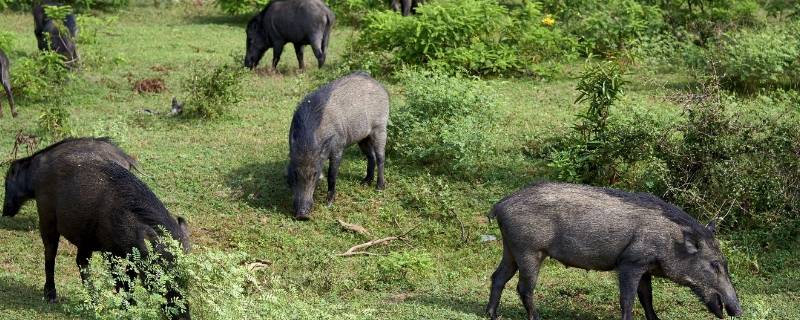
[133,78,167,94]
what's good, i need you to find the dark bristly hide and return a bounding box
[486,181,743,320]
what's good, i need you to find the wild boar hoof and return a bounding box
[360,178,373,186]
[376,182,386,191]
[294,212,311,221]
[44,289,58,303]
[326,195,335,207]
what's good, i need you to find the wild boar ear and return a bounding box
[705,221,717,235]
[682,230,700,255]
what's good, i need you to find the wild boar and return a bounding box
[487,182,743,320]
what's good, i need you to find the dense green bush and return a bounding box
[327,0,383,26]
[0,0,127,11]
[567,0,663,56]
[389,69,497,171]
[712,21,800,92]
[0,31,15,53]
[540,66,800,239]
[75,238,255,319]
[12,51,71,98]
[357,0,573,75]
[182,60,247,119]
[215,0,267,15]
[37,105,74,141]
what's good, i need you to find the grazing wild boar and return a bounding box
[33,2,79,66]
[2,143,190,319]
[486,182,743,320]
[287,71,389,220]
[244,0,335,71]
[0,49,16,118]
[3,137,138,216]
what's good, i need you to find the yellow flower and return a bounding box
[541,15,555,27]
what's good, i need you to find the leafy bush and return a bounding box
[37,105,74,141]
[544,61,628,182]
[389,69,497,171]
[655,0,762,45]
[74,244,188,320]
[11,51,71,98]
[77,15,118,45]
[357,0,574,75]
[215,0,267,15]
[712,21,800,92]
[327,0,384,26]
[75,238,255,320]
[567,0,664,56]
[183,59,247,118]
[539,68,800,240]
[0,31,15,53]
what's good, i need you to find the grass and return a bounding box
[0,3,798,320]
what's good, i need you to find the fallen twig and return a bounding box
[337,236,398,257]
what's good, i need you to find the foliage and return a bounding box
[0,0,127,11]
[712,21,800,92]
[215,0,267,15]
[327,0,384,26]
[357,0,574,75]
[651,0,762,45]
[74,239,188,320]
[389,69,497,172]
[11,50,70,98]
[545,61,627,182]
[77,15,119,45]
[0,31,15,53]
[374,250,434,289]
[567,0,664,56]
[183,59,247,119]
[541,71,800,239]
[37,105,74,142]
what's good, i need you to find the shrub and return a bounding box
[389,69,497,171]
[356,0,574,75]
[214,0,267,15]
[327,0,384,26]
[712,21,800,92]
[75,238,255,320]
[539,70,800,240]
[77,15,118,45]
[37,105,74,141]
[11,51,71,98]
[182,59,247,119]
[543,61,627,183]
[567,0,664,56]
[0,31,15,53]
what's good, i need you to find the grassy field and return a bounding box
[0,4,798,319]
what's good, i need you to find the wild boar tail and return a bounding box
[487,205,499,220]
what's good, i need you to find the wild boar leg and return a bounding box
[271,41,285,71]
[358,139,376,185]
[326,151,343,206]
[76,248,92,283]
[486,248,518,320]
[2,82,15,117]
[40,227,60,303]
[516,253,545,320]
[618,265,648,320]
[294,43,304,70]
[310,35,325,68]
[373,129,387,190]
[637,273,660,320]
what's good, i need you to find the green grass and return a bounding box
[0,4,798,320]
